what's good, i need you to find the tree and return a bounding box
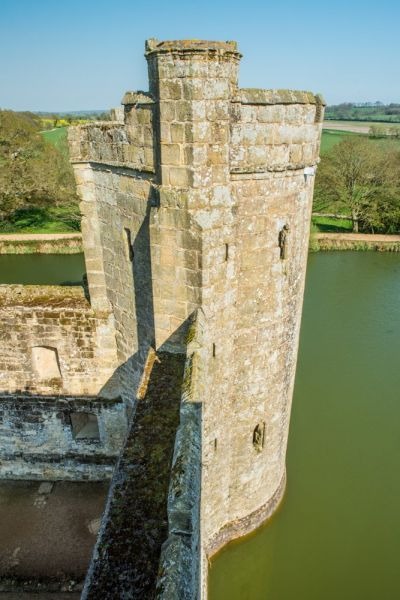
[0,110,79,227]
[314,137,400,233]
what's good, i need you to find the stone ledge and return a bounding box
[230,161,319,175]
[236,89,325,106]
[0,394,124,407]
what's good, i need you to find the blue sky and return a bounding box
[1,0,399,111]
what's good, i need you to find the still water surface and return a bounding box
[0,254,86,285]
[209,252,400,600]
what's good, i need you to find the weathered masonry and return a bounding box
[0,285,127,480]
[0,38,323,598]
[67,39,324,598]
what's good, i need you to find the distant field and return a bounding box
[42,126,68,149]
[324,120,400,134]
[321,127,400,154]
[320,130,360,153]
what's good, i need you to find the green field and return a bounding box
[321,127,400,154]
[320,129,360,153]
[42,126,69,155]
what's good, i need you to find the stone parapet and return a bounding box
[236,88,325,106]
[0,285,118,397]
[0,394,126,480]
[68,120,156,173]
[156,325,202,599]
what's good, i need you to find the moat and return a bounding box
[0,254,85,285]
[210,251,400,600]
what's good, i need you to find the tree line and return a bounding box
[314,137,400,233]
[325,103,400,123]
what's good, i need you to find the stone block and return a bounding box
[175,100,192,122]
[159,79,182,100]
[171,123,185,143]
[169,167,193,187]
[162,144,181,166]
[159,101,176,121]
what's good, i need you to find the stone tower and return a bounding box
[69,39,324,598]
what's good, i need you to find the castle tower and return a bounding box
[69,39,324,597]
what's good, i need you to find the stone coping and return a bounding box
[70,121,123,130]
[121,91,155,106]
[0,393,123,407]
[145,38,241,58]
[0,284,89,308]
[236,88,325,106]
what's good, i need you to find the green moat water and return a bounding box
[209,251,400,600]
[0,253,86,285]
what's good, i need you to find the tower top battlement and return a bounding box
[145,38,241,57]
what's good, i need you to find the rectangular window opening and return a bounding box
[70,412,100,441]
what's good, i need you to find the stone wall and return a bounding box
[69,38,324,599]
[0,394,126,480]
[0,285,118,397]
[0,285,126,480]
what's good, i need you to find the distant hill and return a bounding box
[34,110,108,118]
[325,103,400,123]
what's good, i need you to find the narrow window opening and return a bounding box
[225,243,229,261]
[214,438,218,451]
[70,412,100,441]
[278,224,290,260]
[253,422,265,452]
[212,343,216,357]
[124,227,134,262]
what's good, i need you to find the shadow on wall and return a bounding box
[79,201,202,598]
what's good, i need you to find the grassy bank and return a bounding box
[0,206,80,234]
[310,233,400,253]
[0,233,83,254]
[311,215,353,232]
